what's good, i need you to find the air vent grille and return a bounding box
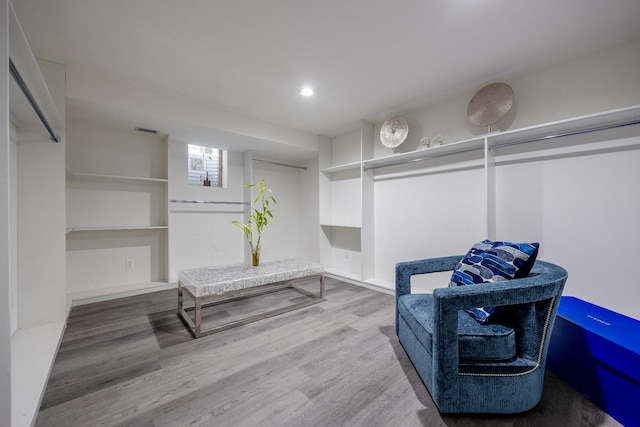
[135,127,159,135]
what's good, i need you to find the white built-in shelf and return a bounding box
[67,170,168,183]
[488,104,640,149]
[361,104,640,172]
[67,225,168,233]
[321,161,362,174]
[363,136,486,171]
[320,223,361,229]
[65,166,169,234]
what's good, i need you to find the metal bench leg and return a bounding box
[194,297,202,338]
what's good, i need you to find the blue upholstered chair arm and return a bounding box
[395,255,462,335]
[395,255,462,296]
[432,270,562,309]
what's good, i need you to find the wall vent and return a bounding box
[135,126,159,135]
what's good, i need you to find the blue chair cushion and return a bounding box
[449,240,540,323]
[397,293,516,362]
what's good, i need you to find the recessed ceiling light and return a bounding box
[300,87,314,97]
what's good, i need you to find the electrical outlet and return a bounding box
[126,259,134,269]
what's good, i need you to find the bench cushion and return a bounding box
[179,258,323,297]
[398,293,516,362]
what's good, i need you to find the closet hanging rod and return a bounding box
[9,59,61,143]
[170,199,249,205]
[252,158,307,170]
[363,146,484,171]
[489,118,640,150]
[364,117,640,172]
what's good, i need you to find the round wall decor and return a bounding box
[380,115,409,149]
[467,82,514,131]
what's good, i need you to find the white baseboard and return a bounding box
[68,281,177,306]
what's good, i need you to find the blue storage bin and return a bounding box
[547,296,640,427]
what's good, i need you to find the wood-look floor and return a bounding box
[35,278,621,427]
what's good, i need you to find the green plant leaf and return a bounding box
[231,179,276,250]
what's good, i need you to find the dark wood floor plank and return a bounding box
[35,280,622,427]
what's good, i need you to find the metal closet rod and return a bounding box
[364,117,640,171]
[9,59,61,143]
[489,118,640,150]
[170,199,249,205]
[252,158,307,170]
[363,145,483,171]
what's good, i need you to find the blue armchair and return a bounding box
[396,256,568,414]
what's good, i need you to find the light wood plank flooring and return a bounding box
[35,278,621,427]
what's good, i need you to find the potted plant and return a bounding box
[232,179,276,266]
[202,154,211,186]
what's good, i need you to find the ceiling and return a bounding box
[11,0,640,148]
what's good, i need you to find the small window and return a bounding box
[188,144,226,187]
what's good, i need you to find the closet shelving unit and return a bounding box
[65,160,170,298]
[319,121,375,282]
[319,105,640,291]
[66,166,169,233]
[7,3,67,425]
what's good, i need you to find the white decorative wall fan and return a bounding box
[380,115,408,152]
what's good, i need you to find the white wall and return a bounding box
[1,2,12,423]
[297,157,319,262]
[9,123,17,334]
[17,58,66,329]
[368,38,640,319]
[374,164,486,281]
[329,131,361,228]
[495,128,640,320]
[379,38,640,156]
[168,135,309,281]
[251,159,302,260]
[168,136,245,280]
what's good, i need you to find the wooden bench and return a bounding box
[177,258,324,338]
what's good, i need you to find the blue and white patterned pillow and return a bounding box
[449,240,540,324]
